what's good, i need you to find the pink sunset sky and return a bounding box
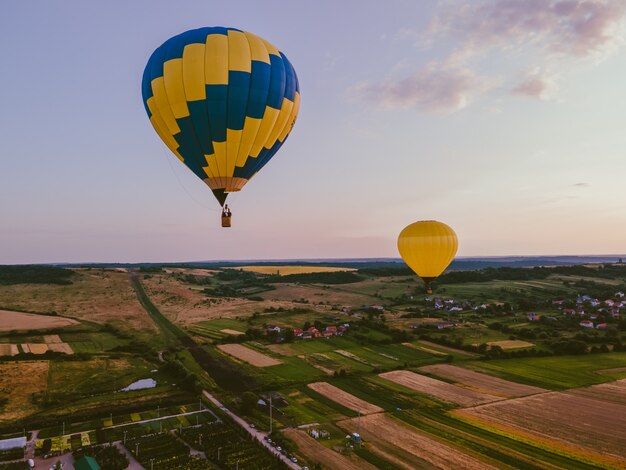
[1,0,626,263]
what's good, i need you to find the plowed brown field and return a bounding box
[0,310,78,332]
[419,364,545,397]
[217,343,282,367]
[379,370,502,406]
[307,382,383,414]
[0,271,155,331]
[338,413,496,470]
[284,429,376,470]
[458,380,626,460]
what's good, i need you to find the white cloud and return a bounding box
[357,0,626,111]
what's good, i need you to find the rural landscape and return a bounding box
[1,260,626,469]
[4,0,626,469]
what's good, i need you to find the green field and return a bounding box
[470,352,626,389]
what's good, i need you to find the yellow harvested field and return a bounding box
[0,310,78,332]
[44,334,62,343]
[233,265,356,275]
[379,370,503,406]
[217,343,282,367]
[0,361,49,423]
[220,328,244,336]
[487,340,535,350]
[457,379,626,461]
[402,342,448,356]
[338,413,496,470]
[419,364,546,397]
[0,344,18,356]
[0,271,156,332]
[284,429,376,470]
[47,342,74,354]
[27,344,49,354]
[307,382,383,414]
[419,340,479,357]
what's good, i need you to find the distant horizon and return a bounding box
[2,1,626,264]
[4,253,624,266]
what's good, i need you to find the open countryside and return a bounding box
[4,1,626,469]
[1,262,626,469]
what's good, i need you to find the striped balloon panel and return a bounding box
[141,27,300,201]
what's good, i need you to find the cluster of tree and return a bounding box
[0,265,74,285]
[265,270,364,284]
[160,359,202,393]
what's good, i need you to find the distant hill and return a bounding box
[53,255,626,271]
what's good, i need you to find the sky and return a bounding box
[2,0,626,263]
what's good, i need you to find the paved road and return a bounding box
[114,441,145,470]
[202,391,301,470]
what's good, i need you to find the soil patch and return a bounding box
[419,364,545,397]
[217,343,282,367]
[379,370,502,406]
[307,382,383,414]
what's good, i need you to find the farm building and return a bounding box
[527,313,541,321]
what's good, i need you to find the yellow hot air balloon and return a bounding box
[397,220,458,294]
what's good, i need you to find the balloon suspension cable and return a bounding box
[160,146,219,212]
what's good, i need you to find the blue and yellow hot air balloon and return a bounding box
[141,27,300,225]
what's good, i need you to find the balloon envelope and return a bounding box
[141,27,300,206]
[397,220,458,283]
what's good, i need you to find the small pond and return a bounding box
[119,378,157,392]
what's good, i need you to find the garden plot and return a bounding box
[0,344,18,356]
[456,381,626,461]
[419,364,545,397]
[217,343,282,367]
[24,343,49,354]
[284,429,377,470]
[220,328,244,336]
[338,413,496,470]
[379,370,503,406]
[307,382,383,415]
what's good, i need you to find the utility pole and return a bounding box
[135,443,140,458]
[150,458,154,470]
[123,431,127,445]
[157,405,160,418]
[217,446,221,461]
[269,395,273,435]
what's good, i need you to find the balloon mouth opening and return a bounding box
[212,189,228,206]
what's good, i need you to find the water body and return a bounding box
[120,378,156,392]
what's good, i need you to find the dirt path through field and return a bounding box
[419,364,546,397]
[338,413,497,470]
[284,429,377,470]
[380,370,503,406]
[307,382,383,414]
